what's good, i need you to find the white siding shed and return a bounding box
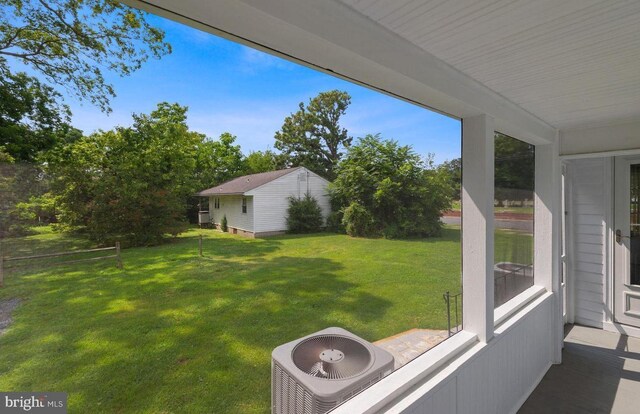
[248,169,331,234]
[199,167,330,237]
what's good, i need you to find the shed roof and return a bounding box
[197,167,303,196]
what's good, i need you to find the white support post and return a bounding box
[462,114,495,343]
[535,137,563,363]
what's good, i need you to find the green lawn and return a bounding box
[0,226,529,413]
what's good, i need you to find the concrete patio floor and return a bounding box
[519,324,640,414]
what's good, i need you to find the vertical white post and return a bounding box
[535,136,563,363]
[462,114,495,343]
[115,242,123,269]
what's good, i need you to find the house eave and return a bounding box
[197,192,245,197]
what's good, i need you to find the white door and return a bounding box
[614,156,640,328]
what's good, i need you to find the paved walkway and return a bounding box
[520,324,640,414]
[374,328,450,369]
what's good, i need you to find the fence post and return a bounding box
[0,252,4,288]
[454,293,459,334]
[115,242,122,269]
[199,235,203,257]
[444,291,451,337]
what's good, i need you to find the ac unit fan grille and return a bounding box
[292,334,373,380]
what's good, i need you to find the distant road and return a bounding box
[441,216,533,232]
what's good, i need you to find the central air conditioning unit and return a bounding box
[271,327,394,414]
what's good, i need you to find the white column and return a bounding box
[462,114,495,343]
[535,137,563,363]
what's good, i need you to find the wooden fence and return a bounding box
[0,242,122,287]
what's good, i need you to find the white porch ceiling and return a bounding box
[339,0,640,130]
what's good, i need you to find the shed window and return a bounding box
[214,198,220,209]
[242,197,247,213]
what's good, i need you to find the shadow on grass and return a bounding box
[0,253,391,413]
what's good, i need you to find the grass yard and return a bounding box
[0,226,529,413]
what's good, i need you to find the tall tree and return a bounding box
[494,133,535,203]
[275,90,352,179]
[0,70,82,234]
[47,103,201,246]
[244,149,278,174]
[0,160,51,236]
[0,70,77,162]
[0,0,171,112]
[188,132,246,222]
[195,132,246,189]
[438,157,461,201]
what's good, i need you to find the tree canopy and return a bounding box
[330,134,452,238]
[0,161,51,236]
[494,132,535,193]
[275,90,351,180]
[43,103,277,244]
[438,157,461,201]
[194,132,246,191]
[46,103,201,245]
[0,0,171,112]
[244,149,279,175]
[0,69,80,162]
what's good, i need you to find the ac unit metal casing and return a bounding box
[272,327,394,414]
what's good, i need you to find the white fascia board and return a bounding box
[560,119,640,156]
[122,0,557,145]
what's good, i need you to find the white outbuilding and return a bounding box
[197,167,331,237]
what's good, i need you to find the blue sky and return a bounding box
[47,14,461,164]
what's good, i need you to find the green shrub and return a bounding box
[381,223,402,239]
[221,215,228,232]
[330,134,452,239]
[342,202,375,237]
[286,193,323,233]
[326,211,345,234]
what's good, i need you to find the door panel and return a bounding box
[614,157,640,328]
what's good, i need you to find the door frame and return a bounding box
[561,152,640,338]
[561,161,573,324]
[613,156,640,328]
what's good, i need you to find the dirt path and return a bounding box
[0,298,20,335]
